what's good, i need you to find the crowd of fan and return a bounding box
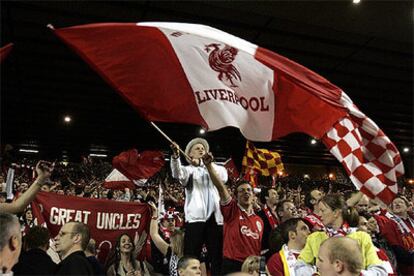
[0,139,413,276]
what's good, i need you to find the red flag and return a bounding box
[223,158,239,180]
[113,149,165,183]
[104,169,136,190]
[0,43,13,62]
[52,23,403,204]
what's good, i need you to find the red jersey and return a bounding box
[221,198,264,262]
[379,214,414,275]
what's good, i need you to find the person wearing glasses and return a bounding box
[54,221,94,275]
[201,152,264,274]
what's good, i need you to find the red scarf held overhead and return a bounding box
[263,204,278,229]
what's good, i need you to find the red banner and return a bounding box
[31,192,150,261]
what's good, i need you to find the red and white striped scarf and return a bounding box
[263,204,278,229]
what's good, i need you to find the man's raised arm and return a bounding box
[203,153,230,202]
[0,161,53,214]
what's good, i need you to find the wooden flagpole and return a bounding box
[150,122,191,160]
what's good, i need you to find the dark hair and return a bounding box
[85,238,96,255]
[320,194,359,227]
[276,200,293,215]
[22,208,34,226]
[359,211,373,221]
[304,192,316,211]
[233,180,253,197]
[269,218,305,252]
[70,221,90,250]
[259,187,276,204]
[177,255,199,270]
[104,233,136,274]
[25,226,50,250]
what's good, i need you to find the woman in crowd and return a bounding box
[295,193,387,275]
[104,232,149,276]
[20,207,35,235]
[148,201,184,276]
[241,256,270,275]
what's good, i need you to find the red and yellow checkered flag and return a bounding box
[242,141,284,176]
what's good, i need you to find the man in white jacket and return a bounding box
[171,138,228,275]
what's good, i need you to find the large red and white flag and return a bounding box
[52,22,403,204]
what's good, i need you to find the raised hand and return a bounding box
[202,152,214,166]
[170,142,180,158]
[35,160,54,184]
[134,230,147,255]
[148,201,158,214]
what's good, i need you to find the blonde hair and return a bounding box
[170,229,184,258]
[241,256,269,275]
[322,237,363,275]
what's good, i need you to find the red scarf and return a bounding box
[263,204,278,229]
[326,222,354,237]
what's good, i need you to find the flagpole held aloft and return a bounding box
[150,121,191,160]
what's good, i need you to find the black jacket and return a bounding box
[55,250,94,275]
[13,248,56,275]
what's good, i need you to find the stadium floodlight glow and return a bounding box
[89,153,107,158]
[403,147,410,153]
[353,0,361,4]
[310,139,317,145]
[19,149,39,153]
[303,174,310,179]
[199,128,206,134]
[329,173,335,179]
[408,179,414,184]
[64,116,72,123]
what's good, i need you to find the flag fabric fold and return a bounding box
[0,43,13,62]
[52,22,347,141]
[321,93,404,204]
[104,168,136,190]
[52,22,403,203]
[112,149,165,187]
[223,158,239,181]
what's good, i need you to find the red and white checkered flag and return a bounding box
[322,92,404,204]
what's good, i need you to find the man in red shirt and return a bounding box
[202,153,264,274]
[379,195,414,275]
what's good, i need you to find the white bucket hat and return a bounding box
[185,138,210,158]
